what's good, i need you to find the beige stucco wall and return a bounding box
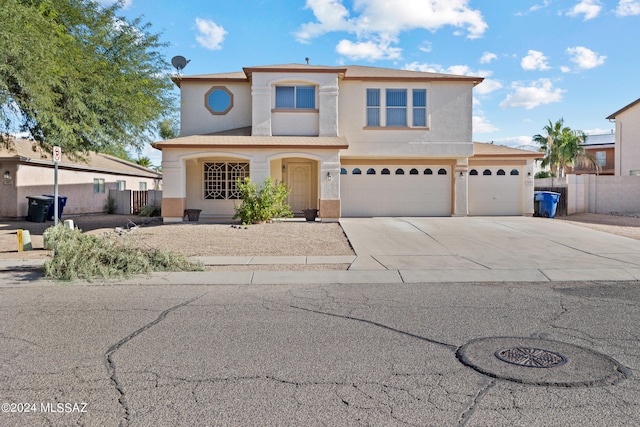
[614,105,640,176]
[568,174,640,214]
[251,72,340,137]
[338,80,474,158]
[180,81,252,136]
[0,162,161,218]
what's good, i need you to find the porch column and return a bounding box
[453,159,468,216]
[161,157,187,223]
[319,153,341,222]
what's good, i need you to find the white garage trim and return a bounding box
[468,166,523,215]
[340,165,451,217]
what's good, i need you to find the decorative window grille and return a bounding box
[204,162,249,200]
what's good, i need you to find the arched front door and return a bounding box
[287,162,312,213]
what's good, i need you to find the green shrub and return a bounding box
[104,195,117,214]
[43,225,204,282]
[233,177,293,225]
[534,171,556,179]
[139,205,161,217]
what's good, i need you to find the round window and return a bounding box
[205,86,233,115]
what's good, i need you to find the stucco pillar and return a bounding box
[319,81,339,137]
[319,152,341,221]
[453,159,468,216]
[523,160,535,216]
[251,85,272,136]
[250,160,270,185]
[161,156,187,223]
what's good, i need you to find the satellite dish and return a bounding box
[171,55,190,72]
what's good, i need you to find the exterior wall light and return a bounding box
[327,172,332,181]
[3,171,10,180]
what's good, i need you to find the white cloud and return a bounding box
[474,79,503,96]
[566,46,606,69]
[500,78,564,109]
[480,52,497,64]
[195,18,227,50]
[336,38,402,60]
[473,115,499,133]
[296,0,487,61]
[403,62,500,95]
[515,0,551,15]
[560,66,572,73]
[616,0,640,16]
[567,0,602,20]
[419,42,433,53]
[521,50,551,71]
[403,62,491,77]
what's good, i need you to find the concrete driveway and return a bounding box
[340,216,640,282]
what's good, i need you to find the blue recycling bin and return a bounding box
[42,195,68,220]
[534,191,560,218]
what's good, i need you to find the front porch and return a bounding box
[158,144,344,223]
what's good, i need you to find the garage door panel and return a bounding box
[469,168,522,216]
[341,166,451,217]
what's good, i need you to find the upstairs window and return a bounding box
[275,85,315,109]
[596,151,606,167]
[413,89,426,127]
[366,89,380,126]
[386,89,407,127]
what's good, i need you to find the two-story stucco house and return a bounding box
[154,63,539,222]
[606,97,640,176]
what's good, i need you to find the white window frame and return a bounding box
[365,87,428,129]
[275,85,316,110]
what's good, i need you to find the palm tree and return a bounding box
[533,118,598,177]
[135,156,152,168]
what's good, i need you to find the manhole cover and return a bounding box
[456,337,630,387]
[495,347,567,368]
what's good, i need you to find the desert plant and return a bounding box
[139,205,161,217]
[534,171,555,179]
[43,225,204,281]
[104,195,117,214]
[233,177,293,225]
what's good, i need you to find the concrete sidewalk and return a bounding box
[3,216,640,286]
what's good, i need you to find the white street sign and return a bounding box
[53,146,62,162]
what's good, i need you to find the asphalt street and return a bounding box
[1,280,638,426]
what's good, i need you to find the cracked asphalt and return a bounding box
[1,280,639,426]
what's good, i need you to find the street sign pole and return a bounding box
[53,146,61,226]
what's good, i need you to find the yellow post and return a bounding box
[17,229,23,252]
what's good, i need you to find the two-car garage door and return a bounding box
[340,165,451,217]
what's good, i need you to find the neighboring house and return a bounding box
[154,63,540,222]
[567,132,615,175]
[0,138,162,219]
[606,97,640,176]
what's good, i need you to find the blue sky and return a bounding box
[102,0,640,164]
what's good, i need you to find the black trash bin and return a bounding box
[42,195,68,220]
[26,196,54,222]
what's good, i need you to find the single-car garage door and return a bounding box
[468,167,523,215]
[340,165,451,217]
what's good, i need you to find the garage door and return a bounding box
[340,165,451,217]
[468,167,522,215]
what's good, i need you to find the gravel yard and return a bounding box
[2,213,640,264]
[0,215,355,262]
